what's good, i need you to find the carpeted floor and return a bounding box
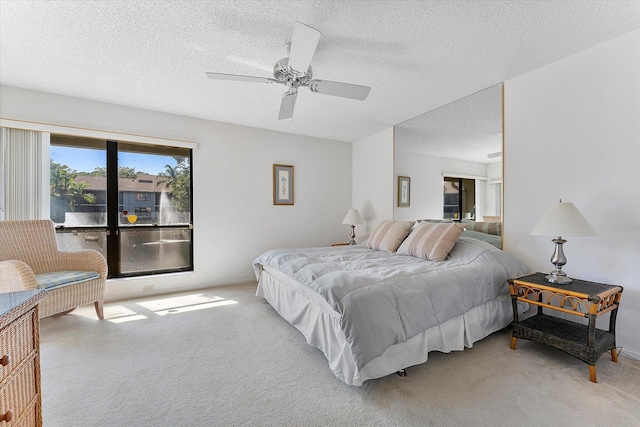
[39,282,640,426]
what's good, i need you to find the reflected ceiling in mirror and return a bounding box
[394,84,502,163]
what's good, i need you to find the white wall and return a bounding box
[486,161,501,182]
[352,127,394,239]
[1,86,353,301]
[504,30,640,359]
[393,149,488,221]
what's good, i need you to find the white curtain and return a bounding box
[490,182,502,217]
[474,179,485,220]
[0,127,43,220]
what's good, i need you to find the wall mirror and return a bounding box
[393,84,503,246]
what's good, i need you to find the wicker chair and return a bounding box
[0,219,106,319]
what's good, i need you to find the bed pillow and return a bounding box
[461,220,501,236]
[367,220,415,252]
[397,222,466,261]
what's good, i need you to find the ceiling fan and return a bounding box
[206,22,371,120]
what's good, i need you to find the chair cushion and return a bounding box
[35,271,100,290]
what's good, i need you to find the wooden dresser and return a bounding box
[0,290,46,427]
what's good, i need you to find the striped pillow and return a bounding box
[417,219,453,224]
[397,222,466,261]
[461,220,501,236]
[367,220,415,252]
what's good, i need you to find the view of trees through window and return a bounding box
[50,135,193,277]
[50,155,105,225]
[50,144,190,226]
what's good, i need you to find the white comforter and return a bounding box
[253,237,529,370]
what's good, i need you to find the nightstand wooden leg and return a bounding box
[589,365,597,383]
[611,349,618,363]
[510,337,517,350]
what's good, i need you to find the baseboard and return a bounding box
[621,347,640,361]
[105,273,257,302]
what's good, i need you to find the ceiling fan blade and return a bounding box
[206,72,277,84]
[278,91,297,120]
[288,22,320,75]
[308,79,371,101]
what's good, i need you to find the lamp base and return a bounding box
[545,237,572,284]
[349,225,357,245]
[545,269,572,284]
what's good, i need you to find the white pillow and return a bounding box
[397,222,466,261]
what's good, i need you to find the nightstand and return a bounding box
[509,273,623,383]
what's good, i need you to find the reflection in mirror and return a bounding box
[394,84,503,248]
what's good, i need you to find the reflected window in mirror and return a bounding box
[444,177,475,220]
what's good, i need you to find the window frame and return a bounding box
[50,135,194,279]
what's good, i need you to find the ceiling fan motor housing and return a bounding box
[274,57,313,86]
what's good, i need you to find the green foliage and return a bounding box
[118,166,139,179]
[50,160,96,222]
[50,160,73,195]
[67,181,97,210]
[86,166,107,177]
[84,166,146,178]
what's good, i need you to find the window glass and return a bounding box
[120,228,192,274]
[56,228,108,258]
[118,143,191,226]
[50,137,107,226]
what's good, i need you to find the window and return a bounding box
[50,135,193,278]
[443,177,475,220]
[50,137,107,227]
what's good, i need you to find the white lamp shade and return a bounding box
[531,201,597,237]
[342,208,364,225]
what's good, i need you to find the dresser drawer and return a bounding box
[0,309,36,383]
[0,357,37,424]
[10,400,39,427]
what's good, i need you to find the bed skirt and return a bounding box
[256,266,524,386]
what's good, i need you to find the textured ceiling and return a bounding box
[1,1,639,158]
[395,84,503,163]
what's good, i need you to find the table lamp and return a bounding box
[531,199,597,284]
[342,208,364,245]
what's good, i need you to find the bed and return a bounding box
[253,220,529,386]
[460,229,502,249]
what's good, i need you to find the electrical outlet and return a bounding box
[143,285,155,292]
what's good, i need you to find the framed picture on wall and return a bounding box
[398,176,411,207]
[273,164,294,205]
